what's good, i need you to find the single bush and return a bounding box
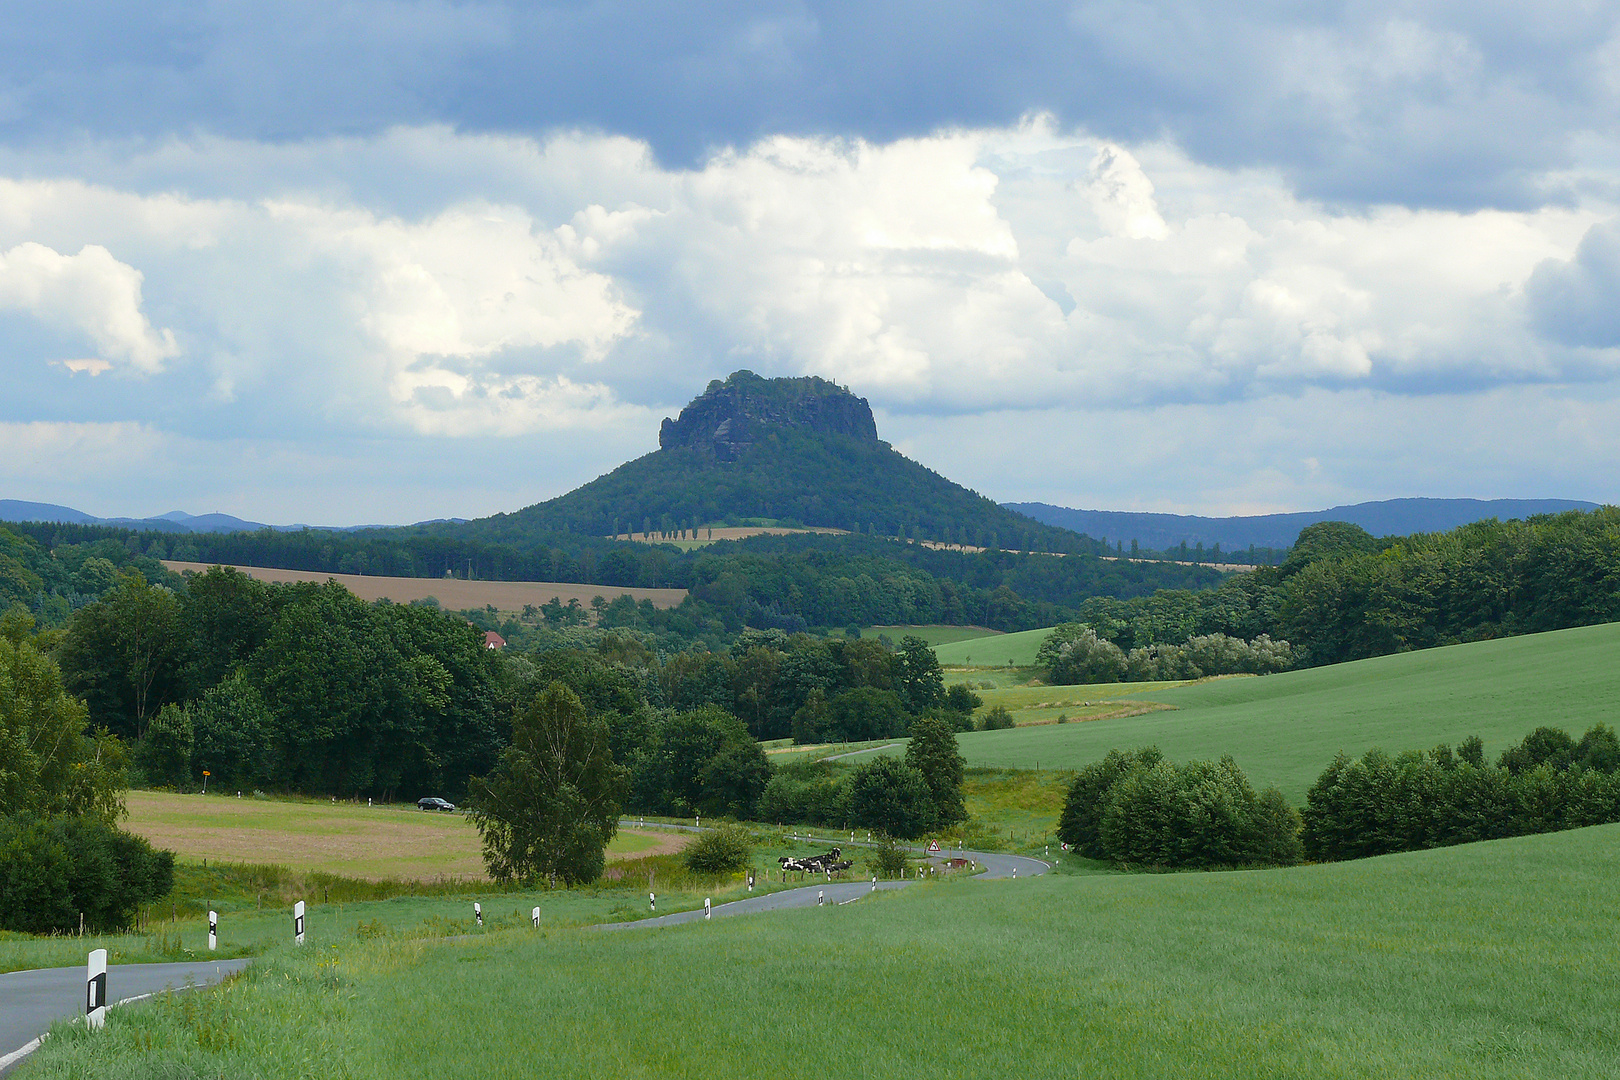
[979,706,1015,731]
[847,757,935,839]
[1038,626,1127,685]
[682,824,754,874]
[942,683,982,717]
[756,763,850,827]
[867,835,909,879]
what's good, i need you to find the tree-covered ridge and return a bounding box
[438,369,1096,548]
[0,526,182,622]
[465,423,1096,549]
[1055,508,1620,668]
[0,520,1224,640]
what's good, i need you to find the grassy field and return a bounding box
[966,679,1188,727]
[0,827,869,977]
[940,621,1620,800]
[934,624,1054,667]
[858,624,1003,646]
[122,792,681,880]
[25,823,1620,1078]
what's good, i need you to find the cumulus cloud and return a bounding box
[0,242,177,371]
[0,120,1616,517]
[2,2,1619,211]
[1525,220,1620,348]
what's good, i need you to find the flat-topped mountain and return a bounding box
[459,371,1093,551]
[659,372,879,458]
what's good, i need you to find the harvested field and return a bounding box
[124,791,687,881]
[161,561,687,612]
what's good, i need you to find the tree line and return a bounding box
[0,516,1223,642]
[1044,509,1620,676]
[1057,723,1620,871]
[0,610,172,933]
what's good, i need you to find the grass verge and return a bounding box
[24,823,1620,1078]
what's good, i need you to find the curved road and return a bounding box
[1,959,250,1076]
[607,821,1049,929]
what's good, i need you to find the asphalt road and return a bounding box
[0,959,250,1076]
[604,824,1049,930]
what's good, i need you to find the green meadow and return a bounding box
[941,621,1620,800]
[24,823,1620,1079]
[0,832,860,977]
[934,624,1051,667]
[861,623,1003,646]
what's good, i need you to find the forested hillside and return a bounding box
[453,371,1099,551]
[1052,509,1620,668]
[0,520,1223,638]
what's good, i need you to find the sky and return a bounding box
[3,1,1620,525]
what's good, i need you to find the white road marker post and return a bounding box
[818,890,824,906]
[1012,867,1017,879]
[293,900,305,945]
[704,897,711,921]
[747,870,755,892]
[474,902,483,927]
[871,876,877,892]
[532,906,541,928]
[650,892,656,911]
[208,910,218,951]
[85,948,108,1031]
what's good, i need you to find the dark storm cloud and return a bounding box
[1,1,1615,210]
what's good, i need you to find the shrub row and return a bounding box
[1038,626,1293,685]
[1302,725,1620,861]
[1057,749,1302,869]
[0,814,174,933]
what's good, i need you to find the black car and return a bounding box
[417,797,456,812]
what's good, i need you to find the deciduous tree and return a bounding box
[467,682,628,886]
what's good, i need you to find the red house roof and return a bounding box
[483,631,506,650]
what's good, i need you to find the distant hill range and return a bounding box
[1006,498,1606,553]
[0,501,433,534]
[449,370,1092,552]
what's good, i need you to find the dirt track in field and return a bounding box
[162,562,687,612]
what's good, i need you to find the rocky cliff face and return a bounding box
[658,370,880,460]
